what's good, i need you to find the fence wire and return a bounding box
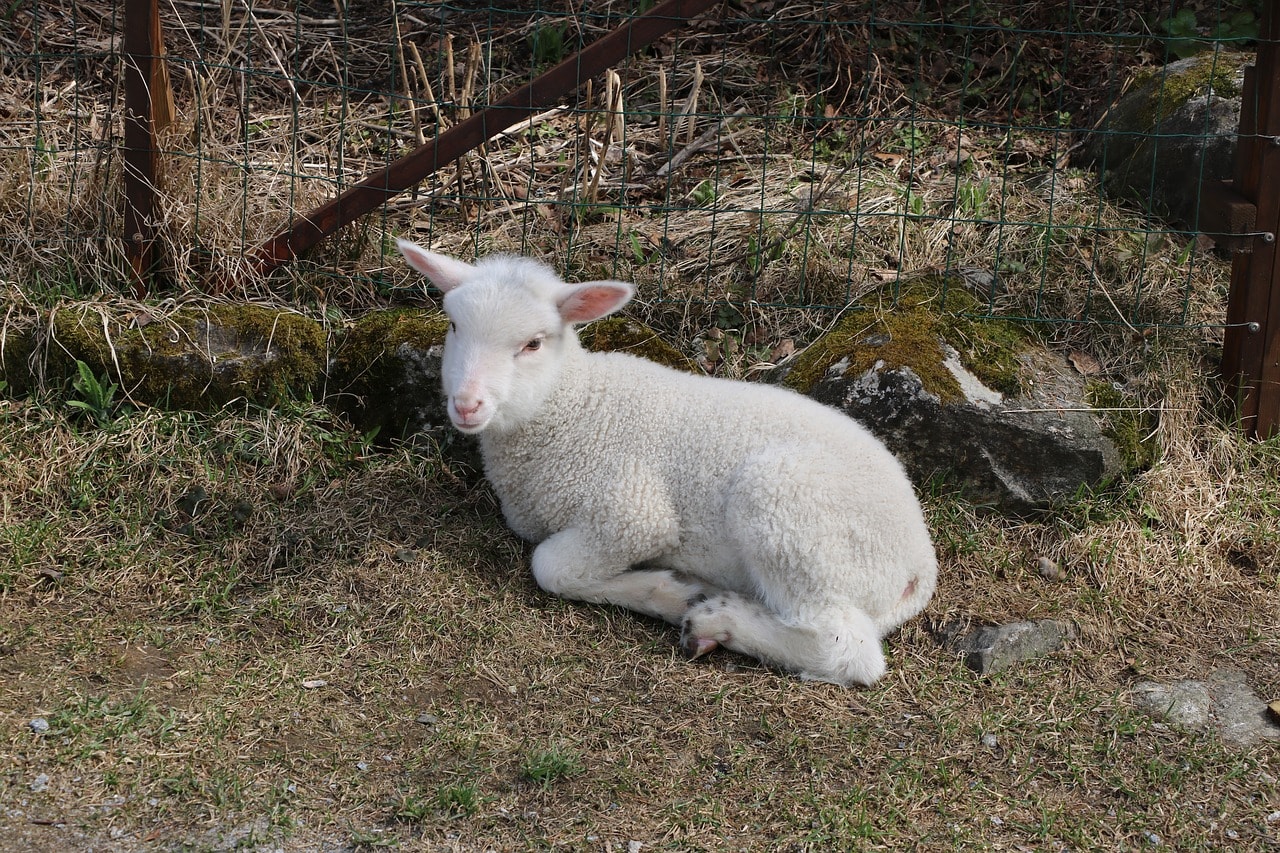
[0,1,1259,340]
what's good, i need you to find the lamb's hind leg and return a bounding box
[681,593,887,686]
[531,527,708,626]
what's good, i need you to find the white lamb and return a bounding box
[397,240,937,686]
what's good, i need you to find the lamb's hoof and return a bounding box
[683,635,720,659]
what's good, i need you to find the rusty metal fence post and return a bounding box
[1221,0,1280,439]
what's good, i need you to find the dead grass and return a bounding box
[1,2,1278,850]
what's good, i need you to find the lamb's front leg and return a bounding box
[530,527,708,626]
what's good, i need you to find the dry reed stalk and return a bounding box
[219,0,232,45]
[584,70,623,205]
[444,33,456,107]
[655,105,747,179]
[391,2,424,145]
[406,41,444,129]
[242,4,301,106]
[658,67,668,140]
[676,61,703,144]
[459,39,482,122]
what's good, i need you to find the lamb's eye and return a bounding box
[448,321,456,333]
[523,337,543,353]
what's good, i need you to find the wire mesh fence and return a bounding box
[0,0,1261,344]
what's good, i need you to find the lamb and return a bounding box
[397,240,938,686]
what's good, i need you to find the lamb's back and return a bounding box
[481,349,914,544]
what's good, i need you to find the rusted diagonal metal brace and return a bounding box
[238,0,720,285]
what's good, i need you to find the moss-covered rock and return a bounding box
[775,279,1124,513]
[46,304,325,409]
[325,311,692,450]
[780,281,1030,400]
[1082,50,1250,227]
[326,309,451,445]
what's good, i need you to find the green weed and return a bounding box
[690,179,717,207]
[66,359,119,425]
[436,782,482,816]
[528,22,569,67]
[521,745,583,786]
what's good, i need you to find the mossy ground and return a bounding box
[1086,379,1162,471]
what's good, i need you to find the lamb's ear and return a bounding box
[557,281,634,325]
[395,239,475,294]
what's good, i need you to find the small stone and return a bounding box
[301,678,328,689]
[393,548,417,564]
[952,619,1077,675]
[1035,556,1064,581]
[1265,811,1280,824]
[27,718,49,735]
[1145,831,1162,846]
[267,482,295,501]
[628,842,643,853]
[1225,829,1239,840]
[416,712,439,726]
[356,762,368,772]
[980,733,998,749]
[30,773,50,793]
[1207,668,1280,747]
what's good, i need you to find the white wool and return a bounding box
[398,241,938,686]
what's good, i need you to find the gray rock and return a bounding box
[950,619,1077,675]
[1207,668,1280,747]
[1082,51,1250,228]
[1131,668,1280,747]
[1132,679,1213,729]
[802,348,1122,513]
[27,718,49,735]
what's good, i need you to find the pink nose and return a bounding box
[453,397,483,421]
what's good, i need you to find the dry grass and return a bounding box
[2,2,1278,850]
[0,373,1277,851]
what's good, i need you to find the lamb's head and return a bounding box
[396,240,633,434]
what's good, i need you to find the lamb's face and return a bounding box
[440,277,568,434]
[394,241,633,435]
